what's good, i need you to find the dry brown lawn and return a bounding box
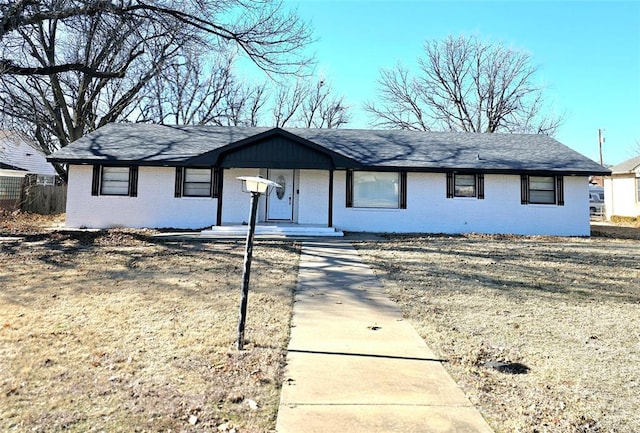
[355,228,640,433]
[2,213,640,432]
[1,213,300,432]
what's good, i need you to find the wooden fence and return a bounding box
[22,183,67,214]
[0,175,67,214]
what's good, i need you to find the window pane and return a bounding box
[184,183,211,196]
[530,190,555,203]
[183,168,211,197]
[529,176,555,204]
[101,167,129,195]
[353,171,399,208]
[529,176,554,191]
[637,179,640,203]
[185,169,211,183]
[454,174,476,197]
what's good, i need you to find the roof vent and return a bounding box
[476,153,481,160]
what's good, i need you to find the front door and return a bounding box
[267,169,294,221]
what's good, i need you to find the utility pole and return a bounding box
[598,128,605,166]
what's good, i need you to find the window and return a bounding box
[446,172,484,199]
[454,174,476,197]
[92,165,138,197]
[101,167,129,195]
[174,167,219,198]
[529,176,555,204]
[636,178,640,203]
[184,168,212,197]
[521,175,564,205]
[346,170,407,209]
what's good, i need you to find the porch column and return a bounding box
[328,169,334,227]
[216,168,224,226]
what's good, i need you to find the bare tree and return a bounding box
[140,67,350,128]
[0,6,184,175]
[365,35,562,134]
[301,79,349,128]
[272,80,308,127]
[0,0,313,178]
[223,82,269,127]
[272,78,350,128]
[131,53,234,126]
[0,1,313,76]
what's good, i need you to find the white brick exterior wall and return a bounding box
[332,172,591,236]
[297,170,330,225]
[66,165,218,229]
[66,165,591,235]
[220,168,262,224]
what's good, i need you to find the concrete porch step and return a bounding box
[201,224,344,237]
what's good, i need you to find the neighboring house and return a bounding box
[603,155,640,219]
[1,131,58,210]
[48,123,609,236]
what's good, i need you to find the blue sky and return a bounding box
[279,0,640,166]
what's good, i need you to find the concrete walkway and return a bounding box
[275,240,494,433]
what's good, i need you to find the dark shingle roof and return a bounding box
[609,155,640,174]
[48,123,609,175]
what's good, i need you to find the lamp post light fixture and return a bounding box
[236,176,281,350]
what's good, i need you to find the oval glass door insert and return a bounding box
[276,175,286,199]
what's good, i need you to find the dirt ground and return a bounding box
[355,225,640,433]
[2,212,639,432]
[0,212,300,432]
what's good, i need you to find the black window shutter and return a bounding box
[211,168,219,198]
[399,171,407,209]
[556,176,564,206]
[91,165,101,196]
[477,173,485,199]
[346,170,353,208]
[129,166,138,197]
[446,172,454,198]
[521,175,529,205]
[174,167,183,198]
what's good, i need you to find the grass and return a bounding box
[0,228,300,432]
[355,233,640,432]
[3,213,640,432]
[609,215,640,226]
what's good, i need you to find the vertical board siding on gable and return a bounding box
[66,165,217,229]
[220,136,332,168]
[332,172,590,236]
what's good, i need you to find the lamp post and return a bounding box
[236,176,281,350]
